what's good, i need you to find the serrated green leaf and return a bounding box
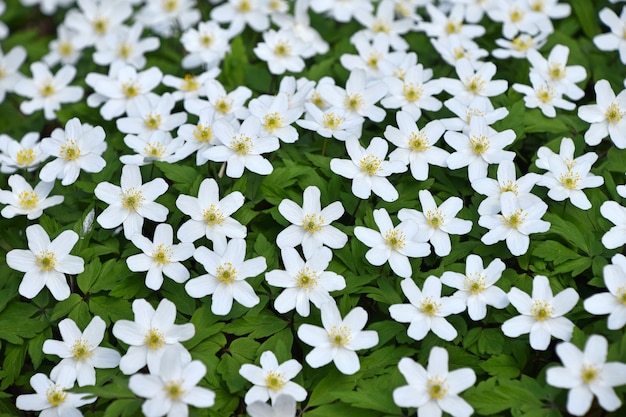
[103,399,143,417]
[480,354,520,378]
[225,312,286,339]
[532,241,580,264]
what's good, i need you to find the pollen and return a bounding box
[615,286,626,305]
[360,154,382,176]
[529,0,544,12]
[509,6,525,22]
[60,140,81,161]
[230,135,253,155]
[559,170,581,190]
[453,47,467,60]
[367,52,383,69]
[216,262,237,284]
[322,112,342,129]
[144,328,165,350]
[144,142,166,159]
[426,209,445,229]
[153,244,173,265]
[465,107,486,123]
[117,42,132,59]
[215,97,232,115]
[531,300,554,321]
[36,250,57,272]
[385,229,406,250]
[193,124,213,143]
[164,381,184,400]
[445,19,462,34]
[420,297,441,316]
[121,187,144,211]
[181,74,200,91]
[500,180,519,195]
[465,76,486,94]
[59,41,74,57]
[263,112,284,133]
[328,325,351,347]
[403,83,423,102]
[274,41,292,57]
[39,81,56,97]
[122,82,140,98]
[46,385,67,407]
[503,209,527,229]
[464,273,486,295]
[162,0,178,12]
[537,85,555,103]
[408,131,430,152]
[144,113,162,130]
[512,35,533,51]
[295,267,319,290]
[427,376,449,400]
[71,339,94,361]
[470,135,490,156]
[372,18,391,33]
[200,34,213,48]
[18,190,39,210]
[548,63,566,81]
[265,371,286,391]
[237,0,251,12]
[92,17,108,35]
[605,103,623,124]
[203,205,226,226]
[344,93,363,112]
[16,148,36,166]
[310,91,325,108]
[580,365,599,384]
[393,67,406,81]
[302,213,324,234]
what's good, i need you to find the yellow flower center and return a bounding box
[531,300,554,321]
[153,244,172,265]
[162,0,178,12]
[71,339,94,361]
[503,209,527,229]
[215,97,232,115]
[144,113,162,130]
[548,63,566,81]
[537,85,555,103]
[408,131,429,152]
[385,229,406,250]
[445,19,462,34]
[512,35,533,51]
[606,103,623,124]
[420,297,441,316]
[500,180,519,195]
[372,19,390,33]
[263,112,284,133]
[559,170,581,190]
[453,47,467,60]
[39,81,56,97]
[18,190,39,210]
[274,41,291,57]
[510,7,524,22]
[193,124,213,143]
[367,52,382,69]
[164,381,184,400]
[295,267,319,290]
[203,205,225,226]
[344,93,363,112]
[464,273,486,295]
[322,112,342,129]
[16,148,36,166]
[217,262,237,284]
[122,82,140,98]
[359,154,382,176]
[581,365,598,384]
[237,0,251,12]
[230,135,252,155]
[144,142,166,159]
[36,250,57,272]
[121,188,144,211]
[93,17,108,35]
[302,213,324,234]
[59,41,73,57]
[117,42,132,59]
[427,376,449,400]
[426,209,444,229]
[465,76,485,94]
[395,3,410,17]
[470,135,490,156]
[310,91,325,108]
[465,108,486,123]
[403,83,423,102]
[60,140,81,161]
[144,328,165,350]
[393,67,406,81]
[200,34,213,47]
[529,0,543,12]
[328,325,351,347]
[615,286,626,305]
[46,385,67,407]
[265,371,286,391]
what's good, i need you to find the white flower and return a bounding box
[210,0,270,36]
[393,347,476,417]
[176,177,246,250]
[42,316,121,387]
[116,93,187,140]
[546,335,626,416]
[0,132,45,173]
[353,0,414,50]
[6,224,84,301]
[445,116,516,181]
[0,174,63,219]
[440,255,509,320]
[431,35,489,67]
[43,24,88,67]
[584,253,626,329]
[129,347,215,417]
[330,137,406,202]
[594,7,626,64]
[93,23,159,69]
[441,96,509,135]
[14,62,83,120]
[120,131,184,166]
[486,1,543,39]
[185,239,266,315]
[112,298,195,375]
[310,0,373,23]
[0,45,27,102]
[180,21,232,69]
[174,107,219,165]
[298,301,378,375]
[273,0,329,58]
[339,32,399,80]
[16,368,96,416]
[266,246,345,317]
[578,79,626,148]
[39,117,107,186]
[63,0,133,46]
[204,116,278,178]
[502,275,579,350]
[389,276,466,341]
[134,0,201,37]
[127,223,195,290]
[94,164,169,240]
[239,350,307,405]
[399,190,472,257]
[254,28,306,75]
[535,136,597,171]
[419,4,485,41]
[492,33,548,60]
[354,208,429,278]
[380,64,443,120]
[385,112,448,181]
[441,59,508,105]
[296,104,363,141]
[600,200,626,249]
[527,44,586,100]
[276,185,347,258]
[249,92,302,144]
[247,394,297,417]
[163,70,220,104]
[185,79,251,121]
[512,72,575,118]
[479,192,550,256]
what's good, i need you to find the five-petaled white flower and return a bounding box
[584,253,626,329]
[390,276,466,341]
[112,298,195,375]
[6,224,83,301]
[239,350,307,405]
[546,334,626,416]
[502,275,579,350]
[393,346,476,417]
[247,394,297,417]
[0,174,64,219]
[42,316,121,387]
[578,79,626,148]
[298,301,378,375]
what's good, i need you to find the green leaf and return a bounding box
[304,402,382,417]
[88,296,133,322]
[103,399,143,417]
[544,213,590,254]
[571,0,602,38]
[154,161,199,187]
[532,241,580,264]
[0,302,47,344]
[479,354,520,378]
[307,370,358,407]
[77,257,102,293]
